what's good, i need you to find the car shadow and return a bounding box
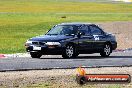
[40,55,132,59]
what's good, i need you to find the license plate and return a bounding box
[33,46,41,50]
[48,45,55,48]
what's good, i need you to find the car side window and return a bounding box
[79,25,90,35]
[89,25,103,35]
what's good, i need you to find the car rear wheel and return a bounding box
[30,52,42,58]
[100,44,111,57]
[62,44,76,58]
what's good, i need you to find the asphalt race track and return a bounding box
[0,51,132,71]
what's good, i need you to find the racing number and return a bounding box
[93,35,99,41]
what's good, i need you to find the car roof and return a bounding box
[58,22,95,26]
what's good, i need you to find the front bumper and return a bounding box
[26,45,65,55]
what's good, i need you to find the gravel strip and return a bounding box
[0,67,132,88]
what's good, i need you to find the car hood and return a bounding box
[29,35,74,42]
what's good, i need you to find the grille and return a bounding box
[39,42,45,45]
[32,42,45,45]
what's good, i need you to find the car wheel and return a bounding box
[62,44,76,58]
[30,52,42,58]
[100,44,111,57]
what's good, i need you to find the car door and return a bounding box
[78,25,94,53]
[89,25,106,51]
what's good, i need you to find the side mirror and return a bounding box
[77,32,85,38]
[80,32,85,35]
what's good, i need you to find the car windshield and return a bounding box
[46,25,78,35]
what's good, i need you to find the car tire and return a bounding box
[30,52,42,58]
[100,44,111,57]
[62,44,76,58]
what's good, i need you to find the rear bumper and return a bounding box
[112,41,117,50]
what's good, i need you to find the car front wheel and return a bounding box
[30,52,42,58]
[100,44,111,57]
[62,44,76,58]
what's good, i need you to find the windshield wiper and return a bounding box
[47,34,58,35]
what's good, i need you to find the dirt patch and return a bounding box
[99,21,132,49]
[0,67,132,88]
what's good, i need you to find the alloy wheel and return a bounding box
[66,45,74,58]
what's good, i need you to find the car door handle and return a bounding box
[88,36,93,39]
[88,37,92,39]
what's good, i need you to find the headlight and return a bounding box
[45,42,61,46]
[26,40,32,44]
[25,40,32,48]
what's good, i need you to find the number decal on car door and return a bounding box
[93,35,99,41]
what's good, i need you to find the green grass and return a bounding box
[0,0,132,53]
